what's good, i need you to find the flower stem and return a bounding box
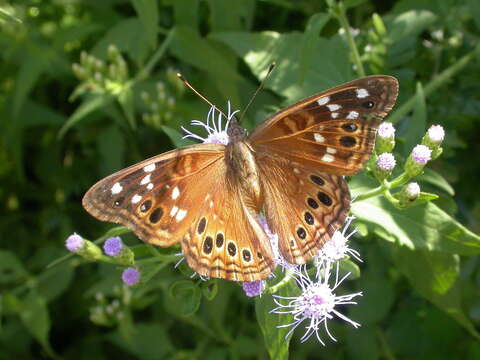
[333,2,366,77]
[265,269,295,294]
[137,28,175,81]
[354,172,411,202]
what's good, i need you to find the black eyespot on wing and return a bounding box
[242,249,251,262]
[317,192,332,206]
[362,101,374,109]
[215,233,224,247]
[304,212,314,225]
[297,227,306,239]
[307,197,319,209]
[342,123,358,132]
[227,242,237,256]
[149,208,163,223]
[197,217,207,235]
[310,175,325,186]
[203,236,213,254]
[340,136,356,147]
[140,200,152,212]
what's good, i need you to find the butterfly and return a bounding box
[83,75,399,282]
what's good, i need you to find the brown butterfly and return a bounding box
[83,75,399,282]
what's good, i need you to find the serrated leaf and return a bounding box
[351,176,480,255]
[255,277,299,360]
[59,94,114,138]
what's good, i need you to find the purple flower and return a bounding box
[122,267,140,286]
[242,280,265,297]
[411,145,432,164]
[427,125,445,143]
[318,216,361,264]
[378,122,395,139]
[272,264,362,344]
[103,236,123,256]
[182,102,239,145]
[65,233,85,252]
[258,216,294,272]
[376,153,396,171]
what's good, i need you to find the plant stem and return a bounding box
[335,2,365,77]
[137,28,175,81]
[265,269,294,294]
[354,172,411,202]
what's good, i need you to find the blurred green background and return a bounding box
[1,0,480,359]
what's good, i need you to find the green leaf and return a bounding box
[0,250,28,284]
[255,278,299,360]
[299,13,330,84]
[168,0,199,29]
[212,31,352,102]
[388,10,437,42]
[346,325,380,360]
[351,176,480,255]
[20,291,53,356]
[131,0,159,51]
[417,168,455,196]
[467,0,480,31]
[402,81,426,153]
[393,248,480,339]
[166,280,202,316]
[36,262,74,303]
[207,0,255,31]
[118,87,136,129]
[200,280,218,300]
[59,94,114,138]
[161,125,194,148]
[97,125,125,176]
[339,258,361,280]
[92,18,151,65]
[109,323,174,359]
[0,8,22,23]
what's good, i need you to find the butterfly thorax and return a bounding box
[226,140,263,208]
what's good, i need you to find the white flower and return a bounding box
[271,263,362,344]
[317,216,361,264]
[182,102,239,145]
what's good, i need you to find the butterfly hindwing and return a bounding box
[250,75,399,175]
[257,152,350,264]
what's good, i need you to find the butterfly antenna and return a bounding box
[176,73,229,119]
[238,62,276,124]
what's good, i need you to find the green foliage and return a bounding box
[1,0,480,359]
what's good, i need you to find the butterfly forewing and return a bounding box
[250,75,399,175]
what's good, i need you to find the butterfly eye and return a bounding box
[317,192,332,206]
[362,101,375,109]
[340,136,357,148]
[342,123,358,132]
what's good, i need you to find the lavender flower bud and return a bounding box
[65,233,102,261]
[422,125,445,160]
[103,237,135,265]
[122,267,140,286]
[242,280,265,297]
[374,152,396,180]
[405,145,432,177]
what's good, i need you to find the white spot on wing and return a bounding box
[131,194,142,204]
[317,96,330,106]
[322,154,335,162]
[170,206,179,216]
[356,88,369,98]
[347,111,359,119]
[146,183,154,190]
[172,186,180,200]
[327,104,342,111]
[140,174,151,185]
[326,147,337,154]
[209,200,214,208]
[331,112,339,118]
[293,168,301,174]
[143,163,156,172]
[314,133,325,143]
[111,182,123,194]
[175,209,187,221]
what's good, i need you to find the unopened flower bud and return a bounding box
[375,122,395,153]
[374,153,396,180]
[398,182,421,207]
[65,233,102,261]
[405,145,432,177]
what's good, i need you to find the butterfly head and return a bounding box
[227,118,248,143]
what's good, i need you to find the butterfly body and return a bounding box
[83,75,399,281]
